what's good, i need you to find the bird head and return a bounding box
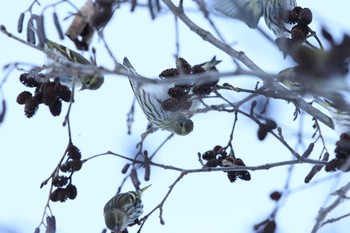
[174,118,194,135]
[80,73,104,90]
[104,209,128,233]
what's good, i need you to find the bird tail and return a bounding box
[123,57,140,77]
[201,56,222,71]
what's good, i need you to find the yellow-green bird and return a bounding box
[45,40,104,90]
[278,67,350,135]
[103,185,151,233]
[123,56,220,136]
[123,57,194,135]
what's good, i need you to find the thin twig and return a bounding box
[161,0,333,130]
[311,182,350,233]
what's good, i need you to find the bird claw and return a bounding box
[128,218,141,227]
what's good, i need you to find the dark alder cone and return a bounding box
[162,98,180,112]
[57,84,71,102]
[192,84,214,96]
[33,90,44,104]
[50,185,77,202]
[220,150,228,156]
[325,159,341,172]
[19,73,40,87]
[335,148,349,160]
[49,99,62,116]
[43,86,58,106]
[202,150,216,160]
[227,171,238,182]
[265,119,278,131]
[263,220,277,233]
[176,57,192,74]
[60,159,83,173]
[292,24,309,39]
[257,126,268,141]
[233,158,251,181]
[70,159,83,172]
[298,8,312,25]
[58,188,71,202]
[60,162,70,173]
[217,147,228,157]
[270,191,282,201]
[217,154,228,163]
[326,135,350,172]
[67,144,82,160]
[258,120,277,141]
[24,97,39,118]
[291,26,307,42]
[179,100,192,110]
[238,171,251,181]
[50,188,67,202]
[52,176,69,187]
[335,136,350,159]
[213,145,222,154]
[168,86,187,99]
[234,158,246,166]
[206,158,220,167]
[67,184,78,199]
[287,6,302,24]
[16,91,32,105]
[159,68,179,79]
[49,188,59,202]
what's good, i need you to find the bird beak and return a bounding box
[141,184,152,193]
[79,83,87,91]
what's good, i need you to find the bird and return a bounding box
[103,185,151,233]
[44,39,104,90]
[123,57,195,135]
[207,0,297,37]
[278,66,350,135]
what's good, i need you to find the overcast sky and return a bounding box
[0,1,350,233]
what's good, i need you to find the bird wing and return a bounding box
[45,39,91,65]
[209,0,263,28]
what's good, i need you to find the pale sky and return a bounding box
[0,1,350,233]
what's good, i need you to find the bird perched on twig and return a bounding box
[103,185,151,233]
[123,56,221,135]
[44,40,104,90]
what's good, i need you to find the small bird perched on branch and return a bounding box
[123,56,221,135]
[44,40,104,90]
[103,185,151,233]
